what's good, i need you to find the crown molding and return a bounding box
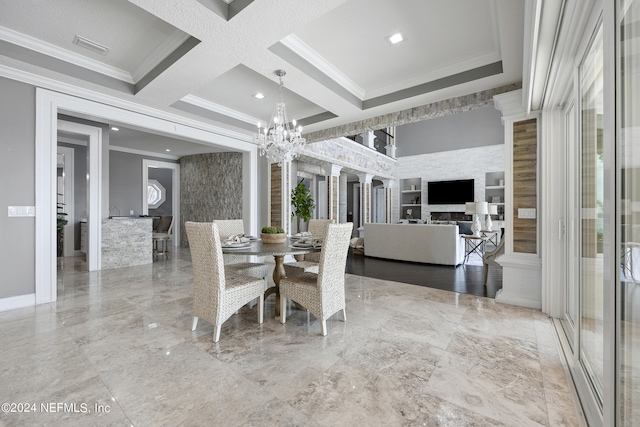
[0,26,134,83]
[280,34,365,100]
[366,52,502,99]
[131,29,190,83]
[180,94,259,125]
[0,63,254,146]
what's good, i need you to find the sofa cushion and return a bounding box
[457,221,473,235]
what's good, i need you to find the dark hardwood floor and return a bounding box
[345,252,503,298]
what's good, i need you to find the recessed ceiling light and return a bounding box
[253,93,265,100]
[387,32,404,45]
[111,126,119,131]
[165,149,171,152]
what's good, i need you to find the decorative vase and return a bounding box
[260,233,286,244]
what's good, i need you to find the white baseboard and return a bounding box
[0,293,36,312]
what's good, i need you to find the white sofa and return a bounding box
[363,223,466,266]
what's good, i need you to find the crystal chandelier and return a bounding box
[255,70,305,166]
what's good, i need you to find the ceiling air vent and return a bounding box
[72,35,110,56]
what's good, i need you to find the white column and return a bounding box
[358,173,374,226]
[385,126,397,158]
[339,173,348,223]
[324,164,343,221]
[360,131,376,149]
[493,89,542,309]
[281,160,293,235]
[381,179,393,223]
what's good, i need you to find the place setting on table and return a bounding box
[289,231,322,250]
[220,233,259,250]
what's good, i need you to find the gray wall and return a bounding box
[395,106,504,156]
[109,150,177,216]
[180,152,243,246]
[0,77,36,298]
[148,167,173,216]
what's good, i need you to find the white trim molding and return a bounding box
[180,94,259,126]
[495,254,543,309]
[0,26,134,83]
[280,34,366,100]
[0,293,36,312]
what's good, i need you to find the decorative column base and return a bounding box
[495,254,542,309]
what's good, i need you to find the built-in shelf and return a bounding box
[400,178,422,220]
[485,171,505,220]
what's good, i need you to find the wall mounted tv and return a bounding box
[427,179,474,205]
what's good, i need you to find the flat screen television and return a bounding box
[427,179,474,205]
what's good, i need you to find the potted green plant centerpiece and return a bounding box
[261,226,286,244]
[291,181,315,233]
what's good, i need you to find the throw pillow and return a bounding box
[457,221,473,235]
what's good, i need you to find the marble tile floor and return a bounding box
[0,248,583,426]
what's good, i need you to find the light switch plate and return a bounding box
[518,208,536,219]
[8,206,36,217]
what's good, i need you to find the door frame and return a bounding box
[35,88,257,305]
[142,159,180,246]
[56,120,103,272]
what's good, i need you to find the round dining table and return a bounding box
[222,238,319,316]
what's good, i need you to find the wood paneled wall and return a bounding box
[513,118,537,253]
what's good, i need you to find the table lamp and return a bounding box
[485,204,498,231]
[465,202,488,237]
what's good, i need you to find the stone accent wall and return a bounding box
[305,83,521,142]
[179,153,243,247]
[101,218,152,269]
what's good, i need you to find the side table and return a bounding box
[462,234,489,263]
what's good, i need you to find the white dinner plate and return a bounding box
[222,243,251,251]
[290,234,311,240]
[291,242,321,249]
[222,242,251,248]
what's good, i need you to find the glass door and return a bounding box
[562,101,578,351]
[617,1,640,423]
[579,23,605,408]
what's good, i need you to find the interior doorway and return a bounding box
[56,120,103,273]
[142,159,180,247]
[56,146,75,257]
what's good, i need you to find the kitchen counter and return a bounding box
[101,217,152,269]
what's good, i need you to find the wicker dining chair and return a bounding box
[186,222,264,343]
[483,232,505,285]
[212,219,269,287]
[280,222,353,336]
[284,218,335,276]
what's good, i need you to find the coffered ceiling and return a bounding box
[0,0,525,156]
